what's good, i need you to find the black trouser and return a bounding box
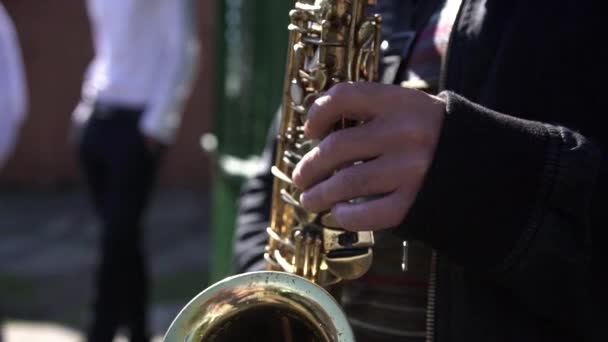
[77,104,163,342]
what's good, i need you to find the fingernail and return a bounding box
[314,93,330,105]
[308,94,329,119]
[331,207,343,228]
[299,192,306,206]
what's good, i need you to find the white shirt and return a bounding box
[77,0,200,144]
[0,3,27,169]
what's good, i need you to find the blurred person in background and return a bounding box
[0,4,26,341]
[0,2,27,172]
[72,0,200,341]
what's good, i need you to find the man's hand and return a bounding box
[291,82,445,231]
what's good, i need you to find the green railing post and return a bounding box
[209,0,292,282]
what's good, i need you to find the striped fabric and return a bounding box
[342,235,432,341]
[402,0,462,91]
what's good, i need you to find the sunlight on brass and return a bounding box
[163,272,354,341]
[267,0,382,285]
[163,1,381,341]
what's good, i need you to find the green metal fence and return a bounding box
[209,0,292,282]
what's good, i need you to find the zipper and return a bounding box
[426,3,464,340]
[426,2,464,341]
[425,249,438,342]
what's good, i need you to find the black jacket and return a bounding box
[233,0,603,341]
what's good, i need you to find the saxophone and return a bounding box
[163,1,381,341]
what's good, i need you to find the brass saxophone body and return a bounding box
[266,0,381,286]
[163,1,381,341]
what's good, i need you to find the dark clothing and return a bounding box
[78,104,163,342]
[404,1,601,341]
[234,0,602,341]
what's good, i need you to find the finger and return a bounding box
[300,155,401,213]
[292,120,385,190]
[331,190,413,231]
[305,82,407,139]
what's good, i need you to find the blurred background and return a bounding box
[0,0,292,340]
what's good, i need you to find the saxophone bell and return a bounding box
[163,271,354,342]
[163,1,381,340]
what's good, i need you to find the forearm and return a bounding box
[399,91,598,332]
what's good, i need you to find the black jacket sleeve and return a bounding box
[399,91,600,332]
[232,112,280,273]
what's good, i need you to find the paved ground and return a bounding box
[0,187,210,341]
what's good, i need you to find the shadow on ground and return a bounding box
[0,186,210,340]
